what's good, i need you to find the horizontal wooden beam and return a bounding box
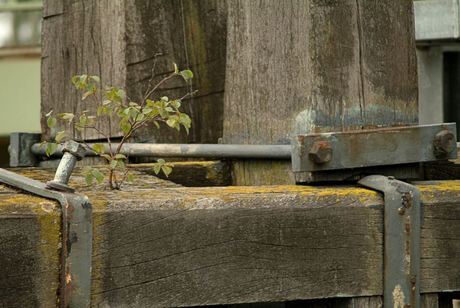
[1,168,459,307]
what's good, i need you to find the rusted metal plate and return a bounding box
[292,123,457,173]
[359,175,421,308]
[0,168,92,307]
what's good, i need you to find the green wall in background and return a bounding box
[0,58,41,136]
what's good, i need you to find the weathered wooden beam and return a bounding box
[1,168,459,307]
[41,0,226,143]
[223,0,418,185]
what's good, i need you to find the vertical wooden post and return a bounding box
[224,0,418,185]
[41,0,227,144]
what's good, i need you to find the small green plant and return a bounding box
[43,63,193,190]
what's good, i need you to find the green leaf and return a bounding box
[92,169,104,184]
[103,100,111,106]
[180,70,193,80]
[92,143,105,154]
[85,174,94,185]
[157,158,166,164]
[161,96,169,102]
[165,107,174,112]
[104,106,113,116]
[145,99,155,107]
[46,142,58,156]
[79,115,87,126]
[172,100,181,109]
[115,154,126,160]
[87,83,95,92]
[173,62,179,73]
[101,153,112,161]
[38,141,46,149]
[118,160,125,169]
[166,118,176,128]
[55,131,68,143]
[121,123,131,133]
[136,113,145,121]
[142,108,153,115]
[59,113,75,122]
[90,75,100,83]
[129,102,138,107]
[153,121,160,129]
[97,106,103,116]
[128,108,138,119]
[153,164,161,175]
[82,166,92,173]
[161,165,173,177]
[116,89,126,99]
[127,174,134,182]
[72,76,78,84]
[80,74,88,84]
[47,117,57,128]
[110,160,117,169]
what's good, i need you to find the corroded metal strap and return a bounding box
[359,175,420,308]
[0,168,92,308]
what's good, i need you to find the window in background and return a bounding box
[0,0,42,167]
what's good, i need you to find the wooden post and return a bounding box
[41,0,227,144]
[224,0,418,185]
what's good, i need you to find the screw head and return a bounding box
[433,130,456,157]
[62,140,86,161]
[308,140,332,164]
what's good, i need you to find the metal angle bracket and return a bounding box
[358,175,420,308]
[292,123,457,182]
[0,168,92,308]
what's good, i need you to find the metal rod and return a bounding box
[31,143,292,160]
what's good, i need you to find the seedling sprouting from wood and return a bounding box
[43,63,193,190]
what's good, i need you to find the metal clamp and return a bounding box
[0,168,92,307]
[359,175,420,308]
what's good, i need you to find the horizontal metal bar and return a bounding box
[292,123,457,172]
[0,2,42,12]
[31,143,292,160]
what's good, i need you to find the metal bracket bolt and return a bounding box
[308,140,332,164]
[46,141,86,192]
[433,129,456,158]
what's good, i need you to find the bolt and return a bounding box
[308,140,332,164]
[433,130,456,158]
[46,141,86,192]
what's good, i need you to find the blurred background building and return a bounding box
[0,0,41,167]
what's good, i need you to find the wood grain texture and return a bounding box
[41,0,227,144]
[0,187,60,308]
[223,0,418,185]
[125,0,227,144]
[2,170,459,307]
[41,0,126,140]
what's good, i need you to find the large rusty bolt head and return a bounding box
[62,140,87,161]
[433,130,456,157]
[308,140,332,164]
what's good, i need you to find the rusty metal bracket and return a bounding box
[359,175,420,308]
[0,168,92,308]
[292,123,457,183]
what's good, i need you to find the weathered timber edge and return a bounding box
[1,169,459,307]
